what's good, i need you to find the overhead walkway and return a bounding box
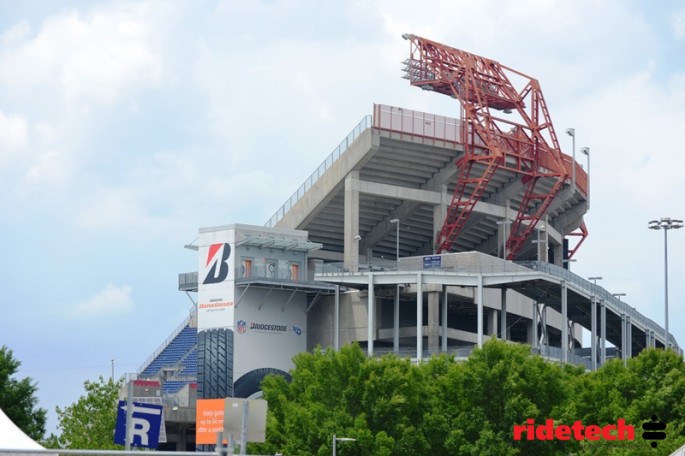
[315,252,681,370]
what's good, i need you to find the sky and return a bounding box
[1,0,684,436]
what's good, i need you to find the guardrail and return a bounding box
[264,114,373,228]
[370,345,593,369]
[521,261,678,349]
[136,306,196,375]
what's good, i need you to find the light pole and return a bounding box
[588,276,602,286]
[580,146,590,209]
[390,218,400,265]
[565,128,576,192]
[648,217,683,349]
[612,293,626,301]
[333,435,356,456]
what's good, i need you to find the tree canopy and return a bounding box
[0,345,47,441]
[251,340,685,455]
[45,376,123,449]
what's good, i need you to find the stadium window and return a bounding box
[289,263,300,281]
[241,258,252,278]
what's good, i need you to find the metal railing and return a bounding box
[369,345,592,369]
[521,261,678,349]
[136,306,196,375]
[178,271,198,291]
[264,114,373,228]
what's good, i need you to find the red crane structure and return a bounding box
[402,34,571,260]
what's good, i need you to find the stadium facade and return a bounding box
[130,35,680,451]
[129,103,681,450]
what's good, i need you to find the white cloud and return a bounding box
[0,110,28,153]
[673,11,685,39]
[0,5,162,108]
[73,284,133,316]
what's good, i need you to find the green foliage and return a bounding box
[250,341,685,455]
[0,345,47,441]
[47,376,123,449]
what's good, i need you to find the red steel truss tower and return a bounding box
[402,34,570,259]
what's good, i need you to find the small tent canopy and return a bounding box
[0,407,44,453]
[671,443,685,456]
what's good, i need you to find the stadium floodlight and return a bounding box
[566,128,576,192]
[648,217,683,349]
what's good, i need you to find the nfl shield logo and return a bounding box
[237,320,247,334]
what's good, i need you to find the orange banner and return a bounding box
[196,398,225,444]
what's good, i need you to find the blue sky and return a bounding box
[1,0,684,436]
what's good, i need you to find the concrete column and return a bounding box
[428,290,440,352]
[561,280,568,363]
[477,275,484,348]
[441,285,448,352]
[343,171,360,270]
[591,296,597,371]
[531,303,539,351]
[334,285,340,350]
[500,288,507,340]
[540,304,548,346]
[433,184,447,251]
[393,284,400,354]
[645,330,650,352]
[553,243,564,268]
[367,273,374,357]
[417,273,423,362]
[541,214,549,263]
[626,316,632,359]
[620,313,627,365]
[600,299,606,366]
[489,309,498,339]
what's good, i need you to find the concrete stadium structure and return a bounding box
[131,103,680,450]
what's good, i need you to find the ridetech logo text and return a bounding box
[513,419,634,442]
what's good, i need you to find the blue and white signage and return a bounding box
[423,255,442,269]
[114,400,163,448]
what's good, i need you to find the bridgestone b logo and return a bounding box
[203,243,231,285]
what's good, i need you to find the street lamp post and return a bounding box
[588,276,602,286]
[566,128,576,192]
[648,217,684,349]
[580,146,590,210]
[333,435,356,456]
[562,258,577,271]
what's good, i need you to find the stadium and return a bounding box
[127,35,682,450]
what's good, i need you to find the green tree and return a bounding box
[567,348,685,455]
[46,376,123,449]
[249,340,685,455]
[0,345,47,441]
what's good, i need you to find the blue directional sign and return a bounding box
[114,400,163,448]
[423,255,441,269]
